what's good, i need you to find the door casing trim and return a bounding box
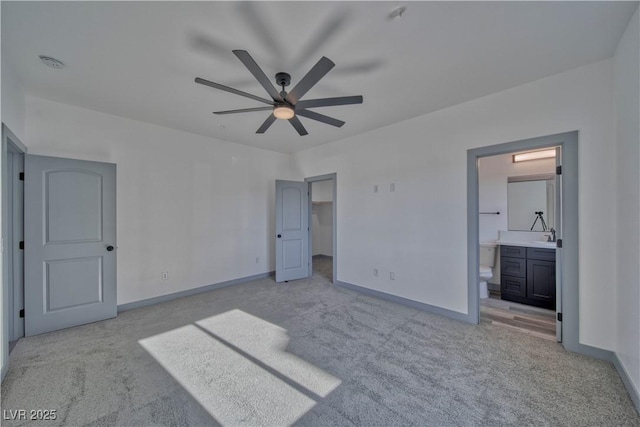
[1,124,27,382]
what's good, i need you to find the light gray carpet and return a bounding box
[2,258,638,426]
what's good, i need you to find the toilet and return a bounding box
[479,243,497,299]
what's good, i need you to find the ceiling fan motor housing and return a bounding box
[275,72,291,87]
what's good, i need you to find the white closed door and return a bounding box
[275,180,309,282]
[24,155,117,336]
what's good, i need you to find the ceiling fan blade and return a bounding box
[233,50,284,102]
[213,106,274,115]
[285,57,335,104]
[256,114,277,134]
[296,110,344,128]
[195,77,273,105]
[288,116,309,136]
[295,95,363,109]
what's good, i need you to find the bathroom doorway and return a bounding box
[477,147,559,341]
[467,131,589,355]
[305,174,337,284]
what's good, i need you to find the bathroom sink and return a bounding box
[529,241,557,249]
[496,240,557,249]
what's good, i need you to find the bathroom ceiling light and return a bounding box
[512,149,556,163]
[273,105,295,120]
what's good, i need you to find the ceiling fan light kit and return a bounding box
[273,105,295,120]
[195,49,363,136]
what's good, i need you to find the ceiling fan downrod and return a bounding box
[275,72,291,97]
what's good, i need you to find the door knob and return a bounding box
[106,245,115,251]
[277,234,282,238]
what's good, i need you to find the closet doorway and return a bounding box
[305,174,337,284]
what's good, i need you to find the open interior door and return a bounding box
[275,180,309,282]
[24,155,117,336]
[555,146,562,343]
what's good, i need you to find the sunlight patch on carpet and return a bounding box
[196,309,341,398]
[139,310,340,425]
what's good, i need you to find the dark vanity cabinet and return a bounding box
[500,245,555,309]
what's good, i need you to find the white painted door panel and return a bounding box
[275,180,309,282]
[25,155,117,336]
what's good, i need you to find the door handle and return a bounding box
[277,234,282,238]
[106,245,115,251]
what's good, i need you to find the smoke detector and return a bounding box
[39,56,65,69]
[388,6,407,20]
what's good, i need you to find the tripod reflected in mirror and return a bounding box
[530,211,548,231]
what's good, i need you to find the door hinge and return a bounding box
[557,312,562,322]
[19,309,24,318]
[19,241,24,250]
[557,239,562,248]
[556,165,562,175]
[19,172,24,181]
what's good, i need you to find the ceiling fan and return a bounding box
[195,50,363,136]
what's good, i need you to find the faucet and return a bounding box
[547,228,556,242]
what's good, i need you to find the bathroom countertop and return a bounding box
[496,240,557,249]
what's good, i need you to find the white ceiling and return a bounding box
[2,1,636,153]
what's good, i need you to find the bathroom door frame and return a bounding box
[305,173,337,284]
[467,131,609,360]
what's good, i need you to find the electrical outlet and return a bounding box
[161,272,168,280]
[390,183,395,192]
[374,185,379,193]
[373,268,379,277]
[256,257,260,264]
[390,271,395,280]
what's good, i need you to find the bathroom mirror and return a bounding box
[507,174,555,231]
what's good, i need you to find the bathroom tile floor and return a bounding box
[480,293,557,341]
